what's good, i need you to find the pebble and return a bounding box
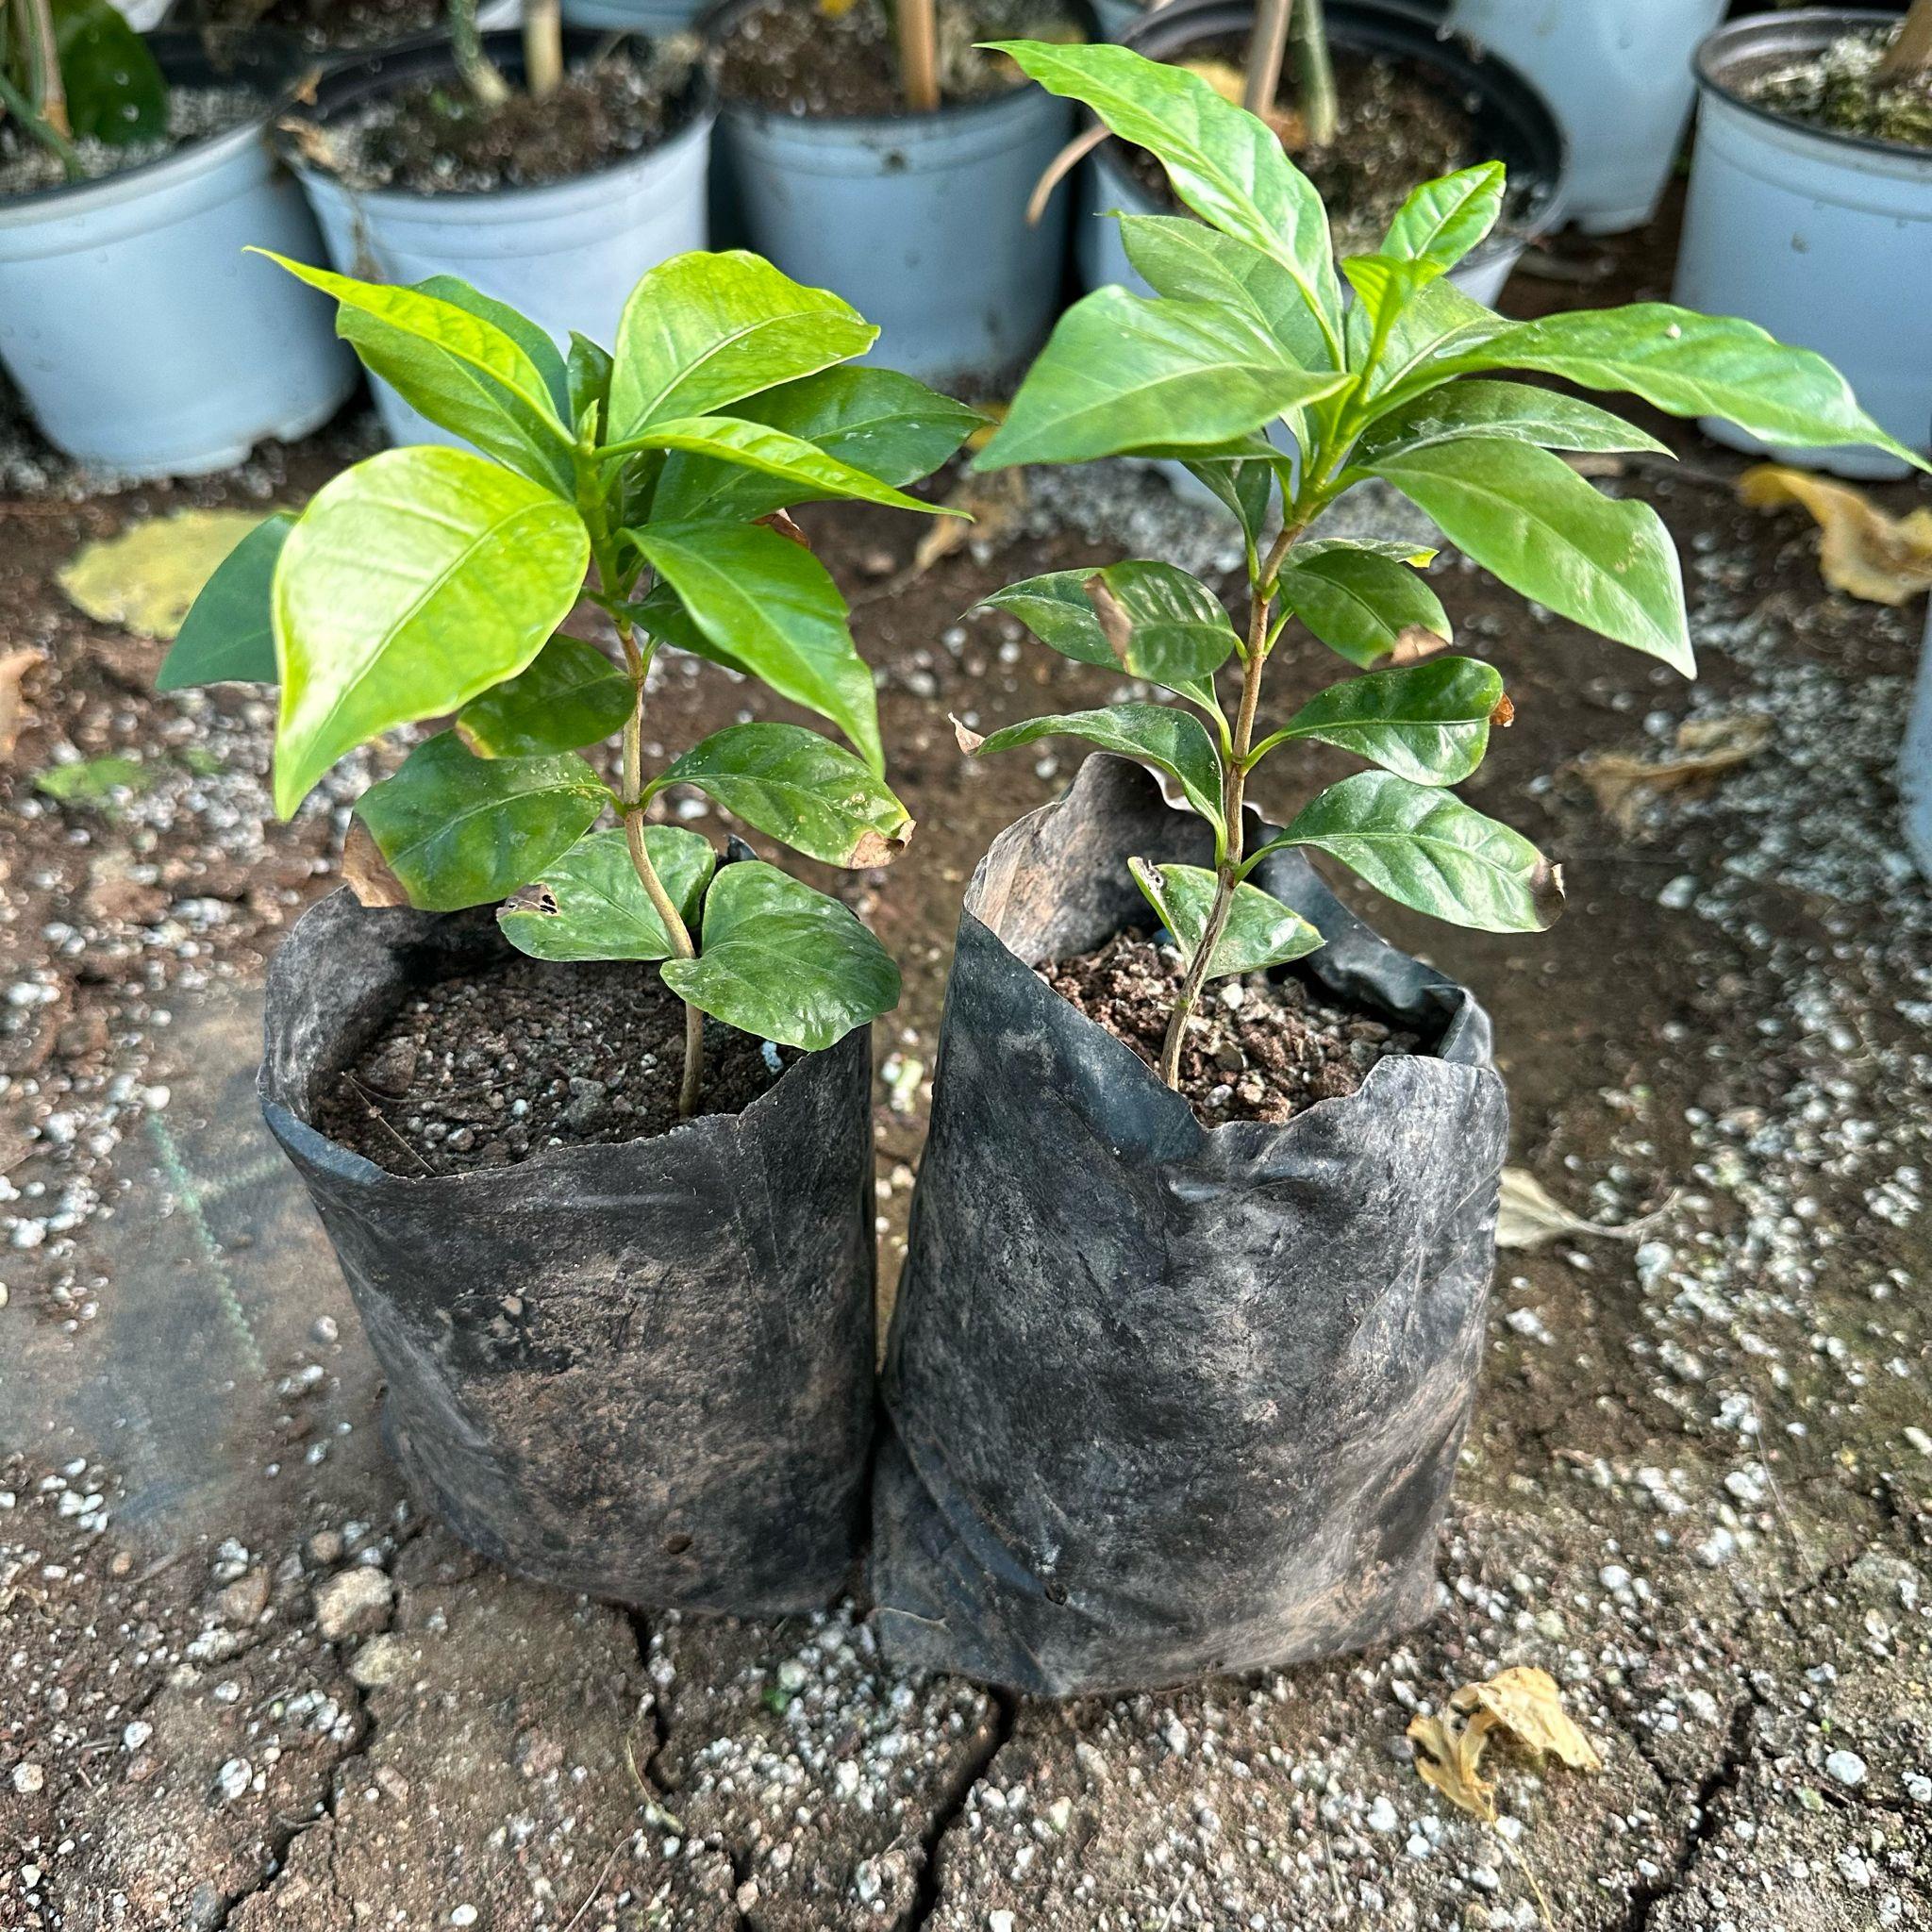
[11,1761,45,1795]
[1824,1750,1868,1789]
[450,1908,479,1927]
[213,1757,253,1804]
[313,1565,395,1642]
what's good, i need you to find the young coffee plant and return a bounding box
[162,249,979,1115]
[967,41,1919,1091]
[0,0,166,180]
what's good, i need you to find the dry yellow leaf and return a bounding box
[1407,1707,1501,1822]
[1739,464,1932,607]
[341,821,411,908]
[1407,1667,1602,1824]
[1177,58,1304,145]
[58,508,268,640]
[1576,712,1772,835]
[908,468,1028,578]
[0,649,42,765]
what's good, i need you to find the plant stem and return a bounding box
[447,0,509,107]
[523,0,562,98]
[16,0,70,137]
[1241,0,1292,119]
[1878,0,1932,81]
[895,0,939,112]
[1291,0,1338,147]
[0,62,82,179]
[1157,520,1303,1091]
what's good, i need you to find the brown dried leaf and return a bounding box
[1739,464,1932,607]
[1407,1707,1500,1823]
[1408,1667,1602,1824]
[341,821,411,908]
[907,469,1027,581]
[756,508,811,550]
[0,649,42,764]
[1085,574,1134,666]
[1576,712,1772,835]
[1177,58,1305,146]
[1389,625,1453,666]
[1496,1168,1661,1250]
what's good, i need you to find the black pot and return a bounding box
[260,890,877,1615]
[869,756,1508,1695]
[1090,0,1568,291]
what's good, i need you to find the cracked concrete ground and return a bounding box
[5,217,1932,1925]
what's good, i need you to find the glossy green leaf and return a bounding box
[606,250,876,441]
[1342,254,1445,344]
[1180,455,1277,550]
[658,722,913,867]
[498,825,714,962]
[1351,379,1670,468]
[415,274,571,418]
[959,704,1224,831]
[1116,213,1327,370]
[354,733,607,912]
[1368,437,1691,674]
[991,39,1341,340]
[613,415,948,516]
[630,520,881,771]
[1266,770,1563,933]
[1274,541,1452,668]
[258,255,575,494]
[1253,657,1505,785]
[455,635,632,758]
[567,332,614,431]
[663,861,900,1052]
[1381,163,1506,272]
[272,447,590,817]
[1363,278,1513,406]
[975,287,1347,470]
[648,367,980,521]
[158,513,291,691]
[1127,859,1323,980]
[53,0,165,143]
[1462,306,1923,468]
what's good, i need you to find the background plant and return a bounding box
[447,0,563,105]
[967,40,1919,1092]
[0,0,165,180]
[162,249,978,1116]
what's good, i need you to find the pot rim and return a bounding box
[1693,8,1932,172]
[0,28,298,218]
[1103,0,1568,272]
[698,0,1095,137]
[276,25,716,206]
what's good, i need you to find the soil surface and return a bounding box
[315,959,788,1174]
[1750,20,1932,151]
[1120,44,1483,256]
[307,44,700,193]
[0,84,259,199]
[713,0,1081,117]
[188,0,457,50]
[1042,930,1419,1126]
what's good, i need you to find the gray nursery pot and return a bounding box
[0,32,356,478]
[704,0,1075,389]
[285,29,713,452]
[260,890,876,1614]
[563,0,704,26]
[1674,10,1932,480]
[870,755,1508,1695]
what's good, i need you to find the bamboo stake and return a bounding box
[1290,0,1337,146]
[18,0,70,138]
[897,0,939,113]
[524,0,563,98]
[1241,0,1291,119]
[1876,0,1932,82]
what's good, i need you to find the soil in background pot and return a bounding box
[1043,931,1419,1128]
[307,40,702,192]
[1747,22,1932,152]
[0,84,258,197]
[713,0,1084,116]
[314,958,791,1174]
[1120,39,1486,255]
[189,0,450,49]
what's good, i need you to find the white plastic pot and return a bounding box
[1906,602,1932,882]
[1446,0,1725,234]
[0,34,357,477]
[706,1,1075,389]
[1675,10,1932,481]
[287,30,712,449]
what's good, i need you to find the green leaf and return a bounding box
[1351,379,1670,468]
[1274,541,1451,668]
[658,721,912,867]
[990,39,1341,341]
[273,447,590,817]
[1267,770,1563,933]
[958,704,1224,832]
[612,415,950,516]
[648,367,980,522]
[1180,455,1277,550]
[354,733,608,912]
[974,286,1347,470]
[630,520,881,772]
[606,250,876,442]
[158,513,291,691]
[415,274,572,418]
[1127,859,1322,980]
[1464,306,1924,469]
[498,825,714,962]
[662,861,900,1053]
[33,754,149,806]
[567,332,614,431]
[1342,254,1445,344]
[1116,213,1327,371]
[454,635,632,758]
[1381,163,1506,273]
[1254,658,1505,785]
[1364,278,1514,405]
[258,255,575,494]
[52,0,165,144]
[1368,437,1691,675]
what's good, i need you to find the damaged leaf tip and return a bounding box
[952,715,987,755]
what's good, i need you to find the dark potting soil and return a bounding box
[316,958,791,1176]
[1119,43,1485,258]
[1041,931,1420,1129]
[188,0,450,50]
[1747,23,1932,152]
[0,84,259,199]
[713,0,1085,117]
[307,43,700,193]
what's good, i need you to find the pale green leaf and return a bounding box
[959,703,1224,831]
[455,634,632,758]
[1128,858,1323,980]
[1253,657,1505,785]
[1351,379,1670,468]
[498,825,714,961]
[1382,163,1506,272]
[1274,541,1452,667]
